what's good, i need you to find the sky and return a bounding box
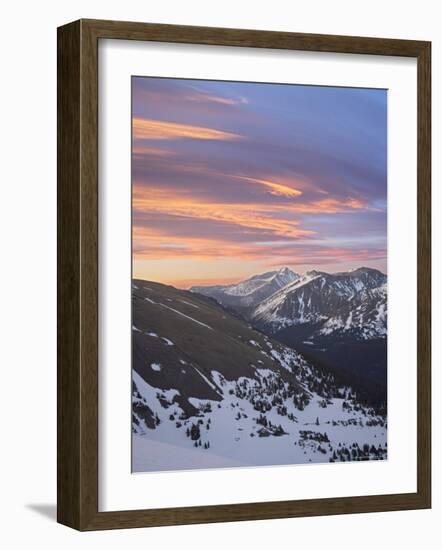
[132,77,387,289]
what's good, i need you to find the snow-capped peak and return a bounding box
[305,269,326,278]
[223,268,299,297]
[190,268,299,309]
[272,267,300,286]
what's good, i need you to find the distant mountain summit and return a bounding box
[190,267,299,310]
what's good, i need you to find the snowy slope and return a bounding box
[132,279,387,473]
[319,283,387,339]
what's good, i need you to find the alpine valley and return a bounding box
[132,266,387,472]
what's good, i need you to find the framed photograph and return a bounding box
[57,19,431,530]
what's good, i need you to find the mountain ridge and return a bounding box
[190,266,300,311]
[191,266,387,341]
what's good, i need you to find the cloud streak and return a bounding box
[133,117,242,141]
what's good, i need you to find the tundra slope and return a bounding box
[132,280,387,472]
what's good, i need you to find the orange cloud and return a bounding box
[131,181,368,267]
[132,145,175,157]
[132,226,268,261]
[134,161,304,199]
[133,182,365,223]
[133,117,242,141]
[289,197,366,214]
[234,176,303,198]
[132,224,385,268]
[132,186,313,240]
[135,83,248,109]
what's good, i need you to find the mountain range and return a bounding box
[191,267,387,340]
[132,278,387,472]
[251,267,387,339]
[191,267,387,406]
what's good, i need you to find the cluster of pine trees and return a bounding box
[132,382,159,431]
[254,413,287,437]
[329,442,387,462]
[184,421,212,450]
[299,430,330,443]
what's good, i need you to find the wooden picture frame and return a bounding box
[57,18,431,531]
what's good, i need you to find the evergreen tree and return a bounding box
[190,423,200,441]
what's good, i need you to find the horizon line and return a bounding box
[132,264,387,290]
